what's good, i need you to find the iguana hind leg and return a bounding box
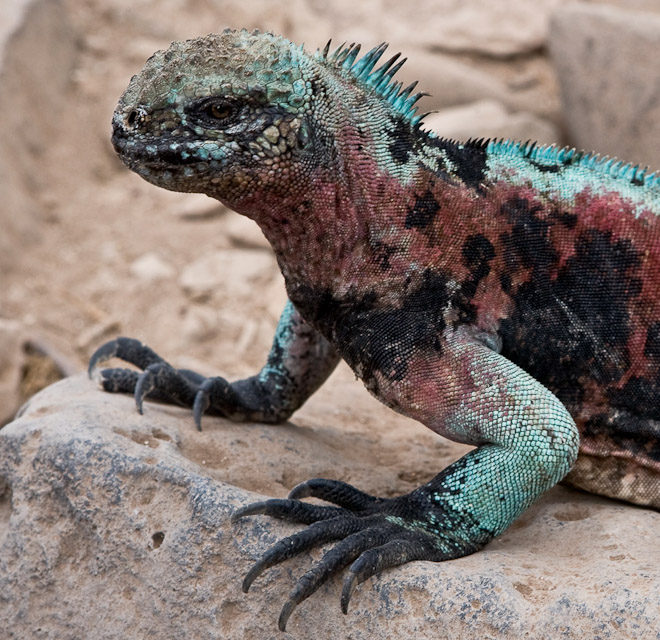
[233,334,580,629]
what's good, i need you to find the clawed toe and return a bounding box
[232,498,345,525]
[88,337,164,375]
[288,478,384,511]
[232,484,451,630]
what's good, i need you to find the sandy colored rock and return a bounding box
[0,319,25,426]
[225,211,271,251]
[550,4,660,169]
[0,0,77,272]
[425,100,560,145]
[180,304,220,343]
[175,193,227,220]
[129,251,176,281]
[179,249,278,301]
[293,0,566,57]
[0,374,659,639]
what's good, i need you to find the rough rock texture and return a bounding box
[1,374,658,639]
[550,4,660,169]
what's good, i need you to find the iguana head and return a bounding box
[112,29,427,222]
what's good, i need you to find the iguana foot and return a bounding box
[88,337,243,430]
[232,477,485,631]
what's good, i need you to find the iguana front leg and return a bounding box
[233,332,580,630]
[88,300,340,428]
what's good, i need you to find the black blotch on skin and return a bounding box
[530,160,561,173]
[550,210,579,229]
[462,234,496,277]
[607,377,660,422]
[458,234,496,323]
[405,190,440,229]
[426,137,489,191]
[388,117,417,164]
[290,271,453,385]
[500,272,512,294]
[500,221,643,405]
[370,241,398,270]
[500,198,557,271]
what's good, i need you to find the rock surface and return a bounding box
[298,0,566,57]
[178,249,278,302]
[0,320,25,427]
[550,4,660,169]
[1,374,659,639]
[0,0,77,272]
[129,252,176,282]
[425,100,560,146]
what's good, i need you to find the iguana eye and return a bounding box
[194,98,239,126]
[206,102,235,121]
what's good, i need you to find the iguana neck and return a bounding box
[231,135,418,302]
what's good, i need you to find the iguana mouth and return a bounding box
[112,127,206,167]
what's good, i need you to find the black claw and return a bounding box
[278,599,296,632]
[240,515,367,598]
[240,531,312,592]
[287,482,312,501]
[270,526,391,628]
[242,560,266,593]
[340,570,358,614]
[134,369,155,414]
[193,386,210,432]
[87,339,121,376]
[88,337,164,374]
[232,498,346,526]
[231,501,270,522]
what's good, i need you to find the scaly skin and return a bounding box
[89,30,660,630]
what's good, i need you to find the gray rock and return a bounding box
[301,0,565,58]
[550,4,660,170]
[1,374,658,639]
[396,49,513,112]
[175,193,226,220]
[0,0,32,67]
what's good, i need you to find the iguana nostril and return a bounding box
[124,107,147,128]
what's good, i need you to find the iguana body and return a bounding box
[89,30,660,630]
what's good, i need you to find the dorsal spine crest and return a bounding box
[316,41,425,125]
[487,139,660,190]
